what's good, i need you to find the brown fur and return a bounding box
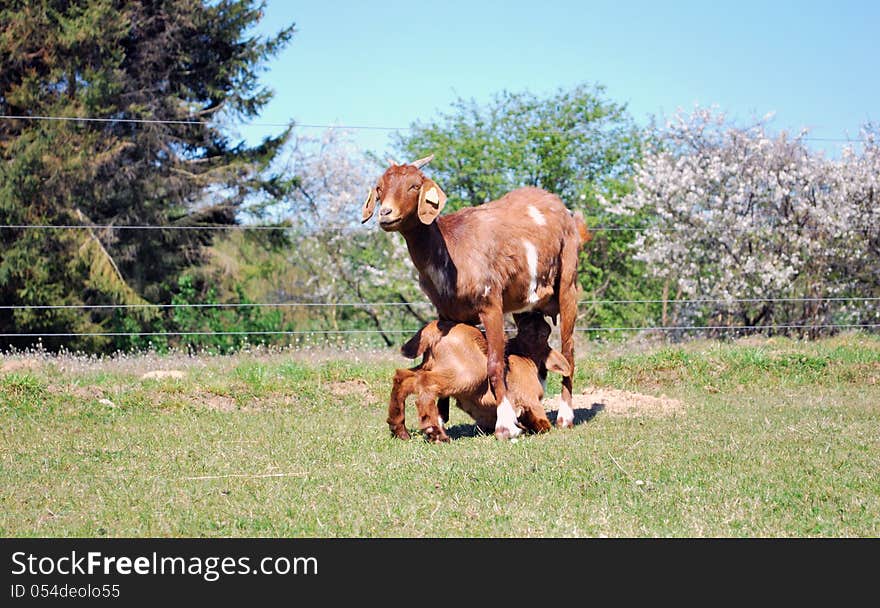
[387,313,571,442]
[363,157,588,437]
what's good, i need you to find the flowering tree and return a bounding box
[836,125,880,309]
[604,108,878,336]
[266,130,428,345]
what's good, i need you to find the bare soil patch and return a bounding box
[1,358,41,373]
[47,383,104,400]
[141,370,186,380]
[548,386,685,418]
[189,390,297,412]
[201,393,237,412]
[329,379,375,401]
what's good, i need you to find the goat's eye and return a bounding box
[409,184,420,191]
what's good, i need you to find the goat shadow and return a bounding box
[444,402,605,440]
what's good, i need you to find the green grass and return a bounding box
[1,335,879,537]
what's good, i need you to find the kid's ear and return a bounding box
[361,188,377,223]
[546,349,572,376]
[417,179,447,225]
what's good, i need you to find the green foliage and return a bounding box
[392,84,640,206]
[0,0,295,351]
[577,178,664,330]
[197,125,433,347]
[110,275,285,354]
[193,227,427,348]
[392,84,663,329]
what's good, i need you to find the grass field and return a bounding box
[1,334,879,537]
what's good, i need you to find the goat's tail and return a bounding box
[572,210,592,249]
[400,321,445,359]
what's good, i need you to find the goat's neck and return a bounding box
[400,221,453,278]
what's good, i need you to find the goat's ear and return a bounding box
[545,349,572,376]
[361,188,377,223]
[417,179,447,225]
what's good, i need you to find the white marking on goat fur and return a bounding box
[438,415,445,428]
[557,399,575,427]
[495,397,522,438]
[483,284,491,297]
[528,205,546,226]
[523,240,540,304]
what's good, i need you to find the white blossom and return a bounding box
[603,108,880,333]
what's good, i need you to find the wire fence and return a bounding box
[0,223,855,233]
[1,296,879,311]
[3,221,878,341]
[2,114,877,345]
[3,298,878,340]
[0,114,870,143]
[2,323,879,339]
[4,217,877,342]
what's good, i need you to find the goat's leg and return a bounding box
[519,399,552,434]
[416,389,449,443]
[437,396,450,427]
[388,368,416,439]
[481,307,521,440]
[556,249,578,428]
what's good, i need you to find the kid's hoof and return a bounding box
[555,416,574,429]
[533,418,552,433]
[391,428,411,440]
[494,424,521,440]
[423,426,449,443]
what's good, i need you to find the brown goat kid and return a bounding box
[388,313,571,442]
[363,154,589,439]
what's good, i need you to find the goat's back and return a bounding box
[432,187,579,317]
[404,321,488,385]
[402,320,543,405]
[438,187,573,240]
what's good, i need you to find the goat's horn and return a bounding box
[386,157,400,166]
[410,154,434,169]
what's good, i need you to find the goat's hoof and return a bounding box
[494,424,521,440]
[422,426,450,443]
[555,416,574,429]
[390,427,411,440]
[533,419,552,433]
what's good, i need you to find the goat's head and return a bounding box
[512,313,571,376]
[361,154,447,230]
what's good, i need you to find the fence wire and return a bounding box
[2,114,876,342]
[2,323,879,339]
[0,114,868,143]
[1,296,879,311]
[0,223,857,233]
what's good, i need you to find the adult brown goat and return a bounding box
[362,154,587,439]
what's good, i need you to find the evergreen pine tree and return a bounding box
[0,0,294,350]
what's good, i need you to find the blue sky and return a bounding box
[241,1,879,156]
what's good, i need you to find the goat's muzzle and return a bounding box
[378,208,403,230]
